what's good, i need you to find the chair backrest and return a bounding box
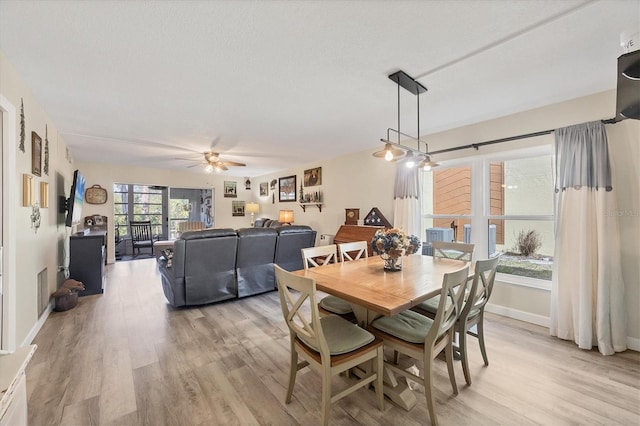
[130,220,153,242]
[432,241,474,261]
[461,256,501,320]
[302,245,338,269]
[426,266,470,346]
[275,265,329,358]
[177,221,204,233]
[338,241,368,262]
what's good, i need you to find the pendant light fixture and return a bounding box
[373,70,439,170]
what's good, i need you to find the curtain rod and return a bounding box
[428,117,617,156]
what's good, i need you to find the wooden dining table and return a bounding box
[292,254,471,410]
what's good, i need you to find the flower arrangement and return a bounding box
[371,228,421,271]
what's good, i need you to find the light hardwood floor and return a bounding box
[27,258,640,425]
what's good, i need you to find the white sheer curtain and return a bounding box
[551,121,627,355]
[393,162,421,239]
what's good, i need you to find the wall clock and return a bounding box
[345,208,359,225]
[85,184,107,204]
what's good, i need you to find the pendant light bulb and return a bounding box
[385,149,394,161]
[405,151,415,168]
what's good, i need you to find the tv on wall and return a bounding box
[65,169,86,228]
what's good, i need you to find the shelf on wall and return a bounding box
[299,203,323,212]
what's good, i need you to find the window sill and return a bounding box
[495,272,551,291]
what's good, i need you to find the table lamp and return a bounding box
[246,202,260,226]
[278,209,294,225]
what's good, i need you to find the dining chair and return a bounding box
[337,240,368,262]
[129,220,156,257]
[301,245,354,318]
[368,266,470,426]
[413,256,501,385]
[431,241,475,261]
[274,265,384,426]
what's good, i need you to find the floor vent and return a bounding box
[37,268,48,317]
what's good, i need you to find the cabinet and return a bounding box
[69,230,106,296]
[0,345,36,426]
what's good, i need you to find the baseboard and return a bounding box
[485,303,550,328]
[627,336,640,352]
[486,303,639,352]
[22,301,53,346]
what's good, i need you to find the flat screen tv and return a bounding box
[65,169,86,228]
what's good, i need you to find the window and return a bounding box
[488,155,554,282]
[422,165,472,245]
[113,184,167,239]
[422,150,554,285]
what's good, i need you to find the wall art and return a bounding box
[23,174,34,206]
[44,124,49,175]
[279,175,296,202]
[224,181,237,198]
[32,131,42,176]
[19,98,25,152]
[259,182,268,197]
[232,200,245,216]
[303,167,322,187]
[40,182,49,208]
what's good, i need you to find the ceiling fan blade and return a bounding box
[220,161,246,167]
[186,163,204,168]
[174,157,201,162]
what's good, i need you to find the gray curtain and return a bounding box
[554,121,612,192]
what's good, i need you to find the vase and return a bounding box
[381,253,403,272]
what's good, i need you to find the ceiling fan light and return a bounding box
[214,165,224,174]
[204,164,214,173]
[385,149,394,161]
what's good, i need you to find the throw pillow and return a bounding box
[161,249,174,268]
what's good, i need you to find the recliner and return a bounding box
[236,228,278,297]
[158,225,317,307]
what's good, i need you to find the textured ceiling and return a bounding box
[1,0,638,176]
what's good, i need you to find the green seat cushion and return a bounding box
[414,295,451,314]
[299,315,374,355]
[319,295,353,315]
[372,310,433,344]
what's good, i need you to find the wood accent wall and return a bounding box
[432,164,504,244]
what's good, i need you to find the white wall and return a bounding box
[1,51,75,347]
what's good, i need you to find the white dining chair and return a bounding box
[368,266,470,426]
[337,240,368,262]
[301,245,354,318]
[413,256,500,385]
[274,265,384,426]
[431,241,475,261]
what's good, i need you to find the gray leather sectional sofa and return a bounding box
[157,225,317,307]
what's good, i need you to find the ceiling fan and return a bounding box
[185,151,247,173]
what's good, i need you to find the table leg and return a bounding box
[349,304,418,411]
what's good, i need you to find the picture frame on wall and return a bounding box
[32,131,42,177]
[232,200,245,216]
[259,182,268,197]
[224,181,237,198]
[303,167,322,187]
[278,175,296,202]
